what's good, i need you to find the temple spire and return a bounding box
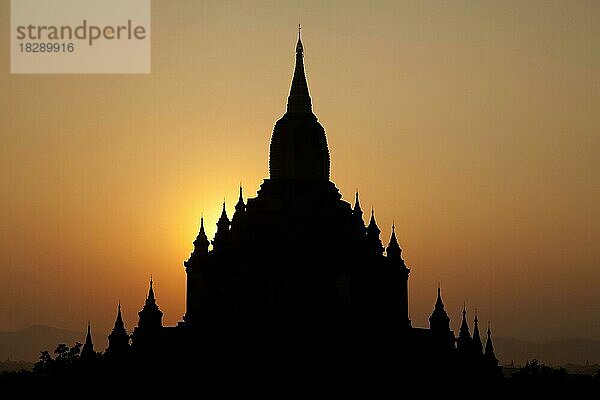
[353,190,362,213]
[81,321,94,360]
[220,201,228,220]
[213,200,231,251]
[235,185,245,215]
[190,216,210,258]
[107,302,129,357]
[148,276,155,303]
[116,301,124,327]
[232,185,247,228]
[435,284,444,309]
[367,208,380,236]
[485,322,495,354]
[86,321,92,343]
[386,222,403,260]
[352,190,363,221]
[287,26,312,113]
[198,216,207,241]
[429,286,452,350]
[269,26,330,181]
[473,310,483,355]
[216,200,230,230]
[367,208,384,255]
[457,303,472,352]
[351,190,365,235]
[460,303,470,336]
[136,277,164,331]
[484,322,498,366]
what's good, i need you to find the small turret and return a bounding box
[232,185,246,227]
[137,276,164,331]
[149,276,155,300]
[385,223,403,261]
[193,216,210,255]
[351,190,366,238]
[106,302,129,357]
[366,208,384,256]
[80,321,95,360]
[218,201,230,228]
[429,286,454,351]
[457,303,472,352]
[472,311,483,356]
[131,277,165,351]
[184,216,210,277]
[353,191,363,219]
[484,322,498,366]
[429,286,450,329]
[212,201,231,251]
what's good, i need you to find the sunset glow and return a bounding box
[1,0,598,345]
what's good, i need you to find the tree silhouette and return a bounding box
[33,342,82,375]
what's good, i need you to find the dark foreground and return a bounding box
[2,341,599,399]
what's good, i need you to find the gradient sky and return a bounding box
[0,0,598,343]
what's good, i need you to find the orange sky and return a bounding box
[0,1,598,342]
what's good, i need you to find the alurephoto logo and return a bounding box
[11,0,151,74]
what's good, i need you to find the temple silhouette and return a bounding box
[84,30,502,396]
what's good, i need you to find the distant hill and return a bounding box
[0,325,107,363]
[495,337,600,366]
[0,359,33,373]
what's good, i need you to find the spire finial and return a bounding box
[487,321,491,336]
[352,189,363,218]
[82,320,94,357]
[433,283,444,310]
[147,275,156,302]
[217,199,230,225]
[233,183,246,218]
[392,220,395,232]
[287,25,311,113]
[116,300,123,324]
[353,190,361,210]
